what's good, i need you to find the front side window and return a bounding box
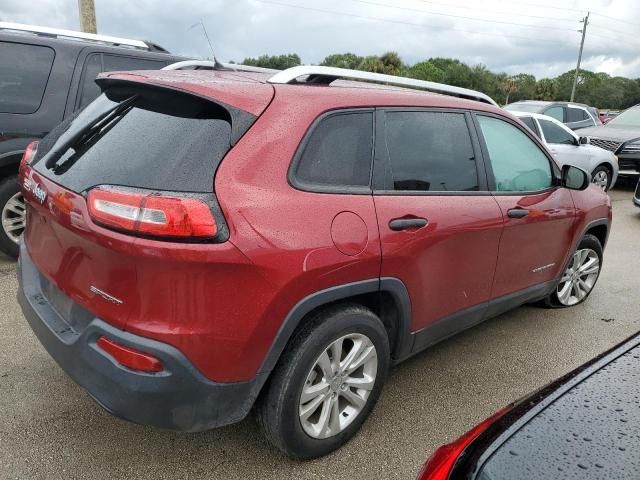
[544,106,564,122]
[294,112,373,189]
[538,119,575,145]
[383,111,479,192]
[477,116,552,193]
[0,42,55,114]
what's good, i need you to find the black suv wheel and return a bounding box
[0,175,23,258]
[256,304,390,459]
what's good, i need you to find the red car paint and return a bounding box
[20,69,611,386]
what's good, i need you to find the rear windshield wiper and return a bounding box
[45,96,137,173]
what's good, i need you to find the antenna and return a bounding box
[189,20,222,67]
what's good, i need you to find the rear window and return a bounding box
[33,88,232,193]
[0,42,55,114]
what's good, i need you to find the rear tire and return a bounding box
[0,175,23,259]
[256,304,390,459]
[543,234,603,308]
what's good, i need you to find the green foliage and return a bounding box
[242,53,301,70]
[237,51,639,109]
[407,61,445,83]
[320,53,364,69]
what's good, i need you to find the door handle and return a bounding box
[389,217,428,231]
[507,208,529,218]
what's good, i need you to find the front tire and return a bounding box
[591,165,612,191]
[0,175,24,259]
[256,304,390,459]
[544,234,603,308]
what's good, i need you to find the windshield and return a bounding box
[504,103,545,113]
[607,107,640,127]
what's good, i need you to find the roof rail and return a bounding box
[161,60,280,74]
[0,22,158,51]
[268,66,497,106]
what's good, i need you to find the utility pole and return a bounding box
[570,12,589,102]
[78,0,97,34]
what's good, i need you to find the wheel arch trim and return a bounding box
[257,277,413,376]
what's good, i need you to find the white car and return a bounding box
[511,111,619,191]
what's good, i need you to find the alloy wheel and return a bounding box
[591,170,609,190]
[1,192,26,244]
[556,248,600,306]
[299,333,378,439]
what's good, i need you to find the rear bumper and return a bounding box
[17,242,261,432]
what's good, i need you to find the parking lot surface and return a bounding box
[0,185,639,480]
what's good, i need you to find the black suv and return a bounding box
[0,22,186,257]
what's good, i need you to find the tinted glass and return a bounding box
[78,54,103,110]
[519,116,540,138]
[478,116,552,192]
[295,112,373,188]
[567,107,587,122]
[102,54,168,72]
[0,42,55,114]
[544,106,564,122]
[33,90,232,193]
[384,111,478,192]
[539,119,575,145]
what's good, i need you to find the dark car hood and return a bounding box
[475,335,640,480]
[580,123,640,143]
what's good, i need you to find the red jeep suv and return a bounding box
[17,63,611,459]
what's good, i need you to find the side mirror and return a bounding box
[561,164,590,190]
[579,136,590,145]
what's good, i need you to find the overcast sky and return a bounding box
[3,0,640,78]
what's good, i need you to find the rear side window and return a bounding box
[383,111,479,192]
[293,112,373,190]
[477,115,552,192]
[0,42,54,114]
[78,54,103,110]
[33,89,232,193]
[538,119,575,145]
[567,107,588,122]
[544,106,564,122]
[519,116,540,138]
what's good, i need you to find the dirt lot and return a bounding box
[1,184,639,480]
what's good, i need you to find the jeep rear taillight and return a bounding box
[87,186,217,239]
[19,141,39,174]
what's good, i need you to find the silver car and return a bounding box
[512,111,619,191]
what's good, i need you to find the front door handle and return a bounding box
[507,208,529,218]
[389,217,428,231]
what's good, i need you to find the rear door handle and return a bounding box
[507,208,529,218]
[389,218,428,231]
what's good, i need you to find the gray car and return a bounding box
[504,100,600,130]
[579,105,640,176]
[513,111,618,191]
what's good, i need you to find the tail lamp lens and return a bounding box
[417,406,510,480]
[96,336,163,373]
[87,187,217,239]
[20,141,39,173]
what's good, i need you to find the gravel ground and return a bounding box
[0,183,639,480]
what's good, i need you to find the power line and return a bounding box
[479,0,640,29]
[350,0,577,32]
[253,0,574,45]
[413,0,578,25]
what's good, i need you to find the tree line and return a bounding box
[240,52,640,110]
